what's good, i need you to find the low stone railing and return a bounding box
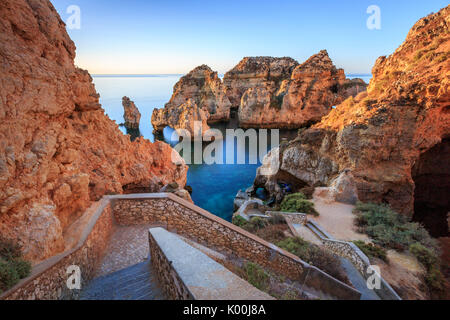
[306,221,401,300]
[149,227,274,300]
[266,211,308,226]
[111,194,360,300]
[0,199,115,300]
[1,193,362,300]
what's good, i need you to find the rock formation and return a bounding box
[151,65,231,137]
[223,57,299,108]
[122,96,141,129]
[0,0,188,262]
[238,51,368,128]
[254,6,450,222]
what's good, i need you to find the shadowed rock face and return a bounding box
[237,51,368,128]
[254,6,450,218]
[0,0,188,262]
[151,65,231,136]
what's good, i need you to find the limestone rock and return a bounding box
[329,170,359,205]
[223,57,299,108]
[254,6,450,216]
[151,65,231,137]
[122,96,141,129]
[238,51,368,128]
[0,0,188,262]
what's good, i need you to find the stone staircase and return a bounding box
[80,258,164,300]
[303,222,380,300]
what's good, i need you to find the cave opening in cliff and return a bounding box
[412,138,450,238]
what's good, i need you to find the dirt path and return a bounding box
[309,192,369,242]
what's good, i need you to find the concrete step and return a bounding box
[80,258,164,300]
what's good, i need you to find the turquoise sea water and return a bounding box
[92,74,372,221]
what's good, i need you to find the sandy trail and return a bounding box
[309,192,370,242]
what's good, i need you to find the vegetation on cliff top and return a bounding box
[280,193,319,216]
[0,237,31,294]
[353,202,444,298]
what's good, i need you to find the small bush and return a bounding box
[249,217,268,231]
[0,237,31,294]
[352,202,438,251]
[244,262,270,291]
[353,202,444,297]
[10,259,31,279]
[277,237,348,284]
[232,215,249,228]
[232,215,269,233]
[409,243,438,270]
[0,259,20,293]
[353,241,388,262]
[280,193,319,216]
[0,237,22,261]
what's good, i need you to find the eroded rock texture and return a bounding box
[238,51,367,128]
[151,65,231,137]
[223,56,299,109]
[122,96,141,130]
[0,0,188,262]
[254,7,450,219]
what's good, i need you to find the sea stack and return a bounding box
[122,96,141,129]
[151,65,231,138]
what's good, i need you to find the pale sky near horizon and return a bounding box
[52,0,448,75]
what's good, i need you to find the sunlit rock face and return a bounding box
[0,0,187,262]
[237,51,367,128]
[151,65,231,137]
[223,56,299,109]
[254,6,450,218]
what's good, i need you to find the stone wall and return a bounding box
[148,230,193,300]
[266,211,308,225]
[111,193,360,300]
[2,193,361,300]
[322,239,368,274]
[306,222,401,300]
[0,200,114,300]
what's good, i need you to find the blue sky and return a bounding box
[52,0,448,74]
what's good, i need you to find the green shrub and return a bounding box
[277,237,348,284]
[353,202,444,297]
[353,241,388,262]
[10,259,31,279]
[409,243,444,296]
[0,237,23,261]
[353,202,438,251]
[280,193,319,216]
[409,243,438,270]
[0,237,31,294]
[0,259,20,293]
[232,215,249,228]
[232,215,269,233]
[244,262,270,291]
[249,217,268,231]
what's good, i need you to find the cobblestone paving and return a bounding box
[80,259,164,300]
[80,224,165,300]
[95,224,153,277]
